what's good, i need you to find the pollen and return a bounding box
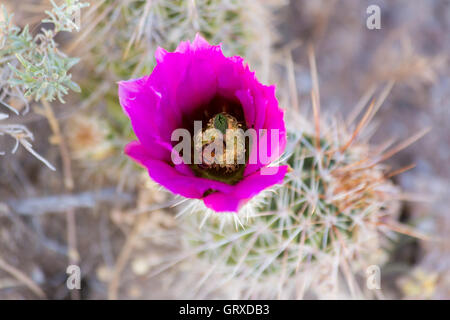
[194,112,246,173]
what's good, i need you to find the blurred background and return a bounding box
[0,0,448,299]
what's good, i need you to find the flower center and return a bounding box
[183,95,249,185]
[194,112,246,174]
[189,107,249,185]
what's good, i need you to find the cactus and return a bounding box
[87,0,273,77]
[179,86,411,299]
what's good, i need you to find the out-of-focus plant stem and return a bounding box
[41,99,79,300]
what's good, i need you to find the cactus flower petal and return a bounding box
[119,34,287,212]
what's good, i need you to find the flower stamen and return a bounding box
[194,112,246,175]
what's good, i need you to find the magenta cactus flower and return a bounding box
[119,34,287,212]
